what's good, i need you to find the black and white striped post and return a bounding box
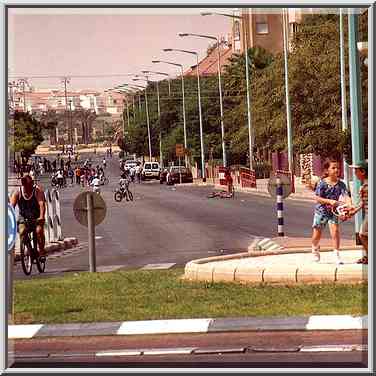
[276,176,284,236]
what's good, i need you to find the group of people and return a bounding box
[120,162,143,183]
[308,158,368,265]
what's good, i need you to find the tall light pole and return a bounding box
[142,70,168,168]
[132,79,152,162]
[202,11,254,171]
[179,32,227,168]
[348,11,365,244]
[339,8,349,188]
[282,9,294,178]
[152,59,188,167]
[61,76,72,145]
[163,48,206,181]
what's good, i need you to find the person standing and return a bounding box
[348,161,368,264]
[75,166,81,185]
[135,163,142,183]
[311,158,352,265]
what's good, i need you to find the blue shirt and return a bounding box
[314,179,350,215]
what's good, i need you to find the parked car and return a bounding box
[142,162,160,180]
[160,166,193,184]
[124,160,139,170]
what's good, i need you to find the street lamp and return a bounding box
[142,70,171,95]
[179,32,227,168]
[202,11,254,172]
[141,71,164,168]
[152,59,188,167]
[132,78,152,162]
[163,48,206,181]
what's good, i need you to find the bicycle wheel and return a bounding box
[20,235,33,275]
[127,190,134,201]
[114,191,123,202]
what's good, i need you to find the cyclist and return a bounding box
[119,171,131,201]
[90,174,101,194]
[10,174,46,257]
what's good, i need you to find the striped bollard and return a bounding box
[45,189,55,243]
[276,176,284,237]
[53,189,63,241]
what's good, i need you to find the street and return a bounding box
[11,330,367,368]
[12,153,355,278]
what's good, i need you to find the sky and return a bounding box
[8,8,235,91]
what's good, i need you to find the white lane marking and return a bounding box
[117,318,212,335]
[300,344,367,352]
[8,325,43,339]
[306,315,367,330]
[95,236,103,240]
[96,350,141,357]
[141,263,176,270]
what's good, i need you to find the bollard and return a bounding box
[87,192,96,272]
[53,189,63,241]
[276,176,284,237]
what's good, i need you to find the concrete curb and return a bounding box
[183,247,367,285]
[9,315,367,339]
[14,237,79,262]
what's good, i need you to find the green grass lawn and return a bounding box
[13,269,367,324]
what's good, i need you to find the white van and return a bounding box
[142,162,160,180]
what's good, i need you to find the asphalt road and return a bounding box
[11,330,367,368]
[13,152,356,277]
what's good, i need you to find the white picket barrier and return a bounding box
[53,189,63,241]
[44,188,63,242]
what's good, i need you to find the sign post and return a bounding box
[8,204,17,322]
[176,144,184,184]
[73,192,106,272]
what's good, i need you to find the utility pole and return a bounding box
[61,77,71,145]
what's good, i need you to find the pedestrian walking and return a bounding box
[311,158,352,265]
[68,167,74,185]
[224,168,233,195]
[135,164,142,183]
[75,167,81,185]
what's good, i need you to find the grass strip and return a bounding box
[13,269,367,324]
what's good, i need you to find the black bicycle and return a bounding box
[114,183,133,202]
[19,219,46,275]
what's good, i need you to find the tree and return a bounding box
[10,111,44,160]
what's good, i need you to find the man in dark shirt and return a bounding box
[10,175,46,256]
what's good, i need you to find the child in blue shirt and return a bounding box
[312,158,352,264]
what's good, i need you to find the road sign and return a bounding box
[175,144,184,157]
[8,204,17,252]
[268,173,292,199]
[73,191,106,227]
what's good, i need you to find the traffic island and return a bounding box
[183,248,367,285]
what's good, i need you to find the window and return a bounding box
[255,14,269,34]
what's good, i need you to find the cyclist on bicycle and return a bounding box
[10,174,46,257]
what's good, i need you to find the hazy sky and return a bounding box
[8,8,235,91]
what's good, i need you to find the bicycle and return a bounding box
[114,182,133,202]
[207,186,235,199]
[19,219,46,275]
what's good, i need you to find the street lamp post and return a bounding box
[282,9,294,178]
[142,70,170,169]
[152,60,188,167]
[132,78,152,162]
[348,12,365,244]
[202,11,254,171]
[163,48,206,181]
[339,9,349,188]
[178,32,227,168]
